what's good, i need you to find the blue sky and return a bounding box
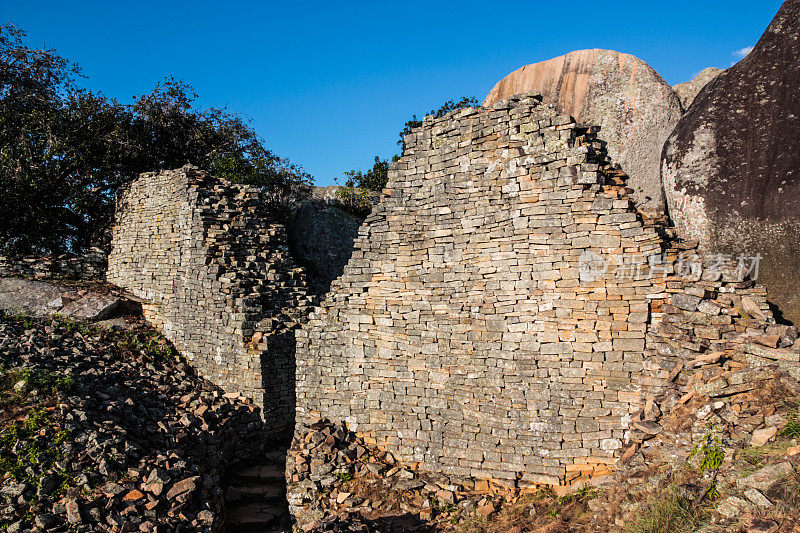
[1,1,783,186]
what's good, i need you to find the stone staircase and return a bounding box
[223,449,291,532]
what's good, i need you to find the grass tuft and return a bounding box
[781,409,800,439]
[625,486,708,533]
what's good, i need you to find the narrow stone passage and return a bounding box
[223,449,291,532]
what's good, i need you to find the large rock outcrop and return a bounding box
[0,278,124,322]
[661,0,800,325]
[672,67,724,110]
[484,49,683,213]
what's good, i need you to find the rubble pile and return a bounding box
[287,419,542,531]
[649,248,800,385]
[0,312,270,532]
[587,342,800,530]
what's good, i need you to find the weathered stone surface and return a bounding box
[484,49,682,212]
[672,67,724,110]
[60,293,121,321]
[743,488,773,508]
[0,248,106,281]
[717,496,753,519]
[166,476,199,500]
[737,462,794,491]
[0,278,127,322]
[661,0,800,325]
[750,426,778,446]
[287,199,362,295]
[0,278,76,317]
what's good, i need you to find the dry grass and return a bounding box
[623,486,709,533]
[739,439,794,469]
[450,486,597,533]
[765,468,800,509]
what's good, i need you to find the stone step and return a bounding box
[222,456,290,532]
[224,502,287,532]
[225,483,285,502]
[231,463,285,482]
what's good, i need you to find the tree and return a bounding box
[0,24,310,255]
[1,24,85,253]
[341,156,390,191]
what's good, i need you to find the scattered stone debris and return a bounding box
[288,419,500,530]
[287,419,602,531]
[581,351,800,531]
[0,311,273,532]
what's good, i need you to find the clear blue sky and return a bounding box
[1,1,783,186]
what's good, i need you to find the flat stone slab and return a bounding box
[0,277,124,322]
[60,293,121,321]
[0,278,79,317]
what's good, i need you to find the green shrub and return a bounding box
[113,330,178,362]
[689,424,724,499]
[335,186,375,217]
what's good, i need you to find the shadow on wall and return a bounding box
[286,198,364,295]
[259,327,301,444]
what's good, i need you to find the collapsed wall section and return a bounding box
[108,166,313,437]
[295,94,675,485]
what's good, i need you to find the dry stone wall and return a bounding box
[108,166,314,438]
[0,249,107,280]
[296,93,671,485]
[483,49,683,214]
[294,93,798,487]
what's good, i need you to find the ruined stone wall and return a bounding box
[0,249,107,280]
[294,93,799,487]
[296,94,671,485]
[108,166,313,437]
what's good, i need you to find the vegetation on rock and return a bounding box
[0,310,271,531]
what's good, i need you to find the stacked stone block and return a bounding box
[108,165,314,438]
[646,251,800,383]
[0,249,107,280]
[296,93,669,486]
[294,92,799,487]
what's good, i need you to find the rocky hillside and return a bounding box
[0,310,275,532]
